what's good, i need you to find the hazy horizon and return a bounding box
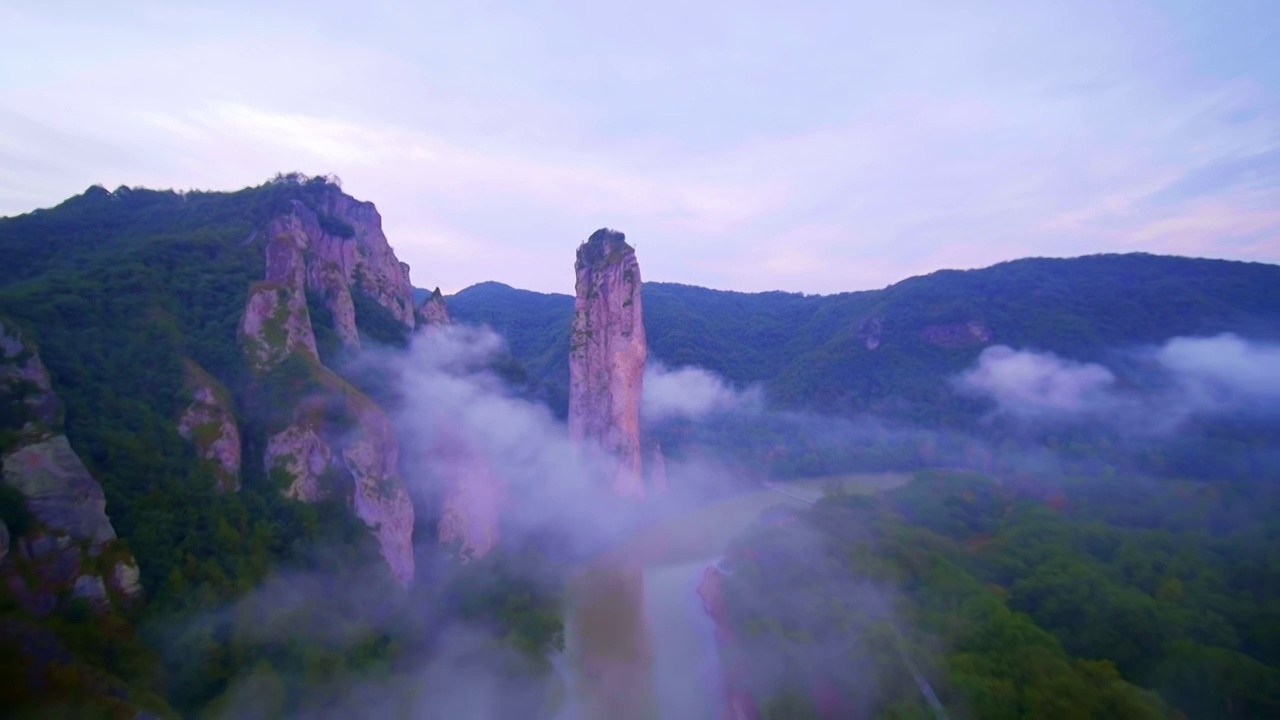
[3,1,1278,295]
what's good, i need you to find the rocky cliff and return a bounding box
[241,279,318,373]
[264,189,416,350]
[239,190,418,586]
[415,287,451,328]
[0,319,141,613]
[568,229,647,498]
[177,360,242,492]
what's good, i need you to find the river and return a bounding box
[556,473,909,720]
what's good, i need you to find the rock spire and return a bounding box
[415,287,451,328]
[568,229,647,498]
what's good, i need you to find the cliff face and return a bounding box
[568,229,647,497]
[342,390,415,585]
[239,190,417,586]
[265,190,416,351]
[177,360,242,492]
[415,287,451,328]
[0,319,141,613]
[240,278,318,372]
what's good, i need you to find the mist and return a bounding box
[193,325,786,720]
[956,333,1280,434]
[186,327,1280,719]
[642,362,763,422]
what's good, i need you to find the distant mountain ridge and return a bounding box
[439,253,1280,417]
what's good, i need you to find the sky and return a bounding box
[1,1,1278,295]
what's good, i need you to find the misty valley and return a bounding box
[2,175,1280,720]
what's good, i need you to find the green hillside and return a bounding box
[722,470,1280,718]
[0,179,560,717]
[447,255,1280,415]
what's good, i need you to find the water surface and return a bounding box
[560,474,909,719]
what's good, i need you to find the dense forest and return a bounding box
[448,258,1280,409]
[719,470,1280,719]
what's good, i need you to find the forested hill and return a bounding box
[444,254,1280,415]
[0,178,560,717]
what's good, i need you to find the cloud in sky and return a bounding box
[1,0,1278,294]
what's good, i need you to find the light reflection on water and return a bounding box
[560,486,810,720]
[559,474,908,720]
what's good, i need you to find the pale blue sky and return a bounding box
[2,1,1277,294]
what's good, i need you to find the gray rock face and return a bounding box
[1,317,143,612]
[71,574,109,608]
[343,392,415,586]
[1,318,61,442]
[177,360,242,492]
[3,436,116,544]
[240,280,318,373]
[263,366,415,585]
[0,519,8,562]
[110,559,141,599]
[266,423,332,501]
[415,288,451,328]
[245,329,415,585]
[240,274,319,374]
[238,187,419,587]
[264,190,417,351]
[568,229,647,498]
[311,190,416,330]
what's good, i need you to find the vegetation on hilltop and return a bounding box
[447,257,1280,480]
[448,256,1280,412]
[722,470,1280,719]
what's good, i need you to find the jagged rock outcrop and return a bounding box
[568,229,647,498]
[1,318,61,442]
[251,354,416,586]
[241,279,318,372]
[4,437,116,544]
[110,559,141,598]
[1,318,142,612]
[240,203,417,586]
[264,188,417,351]
[342,392,415,586]
[415,287,450,328]
[266,423,332,501]
[177,360,242,491]
[235,183,419,584]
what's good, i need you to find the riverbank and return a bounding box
[697,564,757,720]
